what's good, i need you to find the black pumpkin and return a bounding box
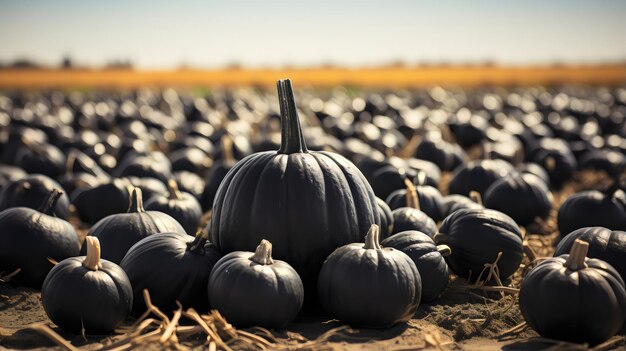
[209,79,379,305]
[199,135,237,211]
[435,208,523,283]
[557,180,626,237]
[448,159,516,197]
[519,239,626,345]
[208,239,303,328]
[169,147,213,176]
[381,230,450,302]
[554,227,626,282]
[0,174,71,219]
[42,237,132,334]
[0,189,80,288]
[317,224,421,327]
[125,176,169,203]
[121,231,222,315]
[528,137,577,187]
[484,173,553,226]
[385,178,444,221]
[390,180,437,237]
[0,165,26,190]
[87,187,186,263]
[14,141,66,178]
[144,179,203,236]
[441,193,483,218]
[516,162,550,184]
[579,149,626,178]
[173,171,205,201]
[116,152,172,184]
[376,197,394,238]
[72,178,133,224]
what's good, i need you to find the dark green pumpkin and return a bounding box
[0,189,80,288]
[209,79,379,305]
[317,224,421,327]
[381,230,450,302]
[42,237,132,334]
[86,187,186,264]
[120,232,222,315]
[520,240,626,345]
[435,208,523,283]
[554,226,626,282]
[208,239,303,328]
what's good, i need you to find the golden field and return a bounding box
[0,65,625,88]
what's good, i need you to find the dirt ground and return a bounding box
[1,171,625,351]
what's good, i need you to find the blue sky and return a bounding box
[0,0,624,68]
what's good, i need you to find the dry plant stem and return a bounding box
[159,305,183,343]
[398,133,422,158]
[404,178,420,210]
[167,179,183,201]
[82,236,102,270]
[0,268,21,283]
[522,241,537,262]
[497,322,528,337]
[28,323,80,351]
[591,336,626,351]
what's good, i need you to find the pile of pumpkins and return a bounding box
[0,80,625,346]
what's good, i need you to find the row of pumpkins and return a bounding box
[0,80,625,346]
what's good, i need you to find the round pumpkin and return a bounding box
[42,237,132,334]
[390,180,437,237]
[72,178,133,224]
[209,79,379,304]
[317,224,421,327]
[435,208,523,283]
[381,230,450,302]
[385,178,445,222]
[0,174,71,219]
[208,239,303,328]
[448,159,515,197]
[144,179,203,236]
[519,239,626,345]
[121,231,222,315]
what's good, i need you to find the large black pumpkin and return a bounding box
[519,239,626,345]
[484,173,553,226]
[317,224,421,327]
[554,227,626,282]
[144,179,203,236]
[42,237,132,334]
[0,189,80,288]
[557,180,626,237]
[381,230,450,302]
[209,79,379,304]
[121,231,222,315]
[434,208,523,283]
[87,187,186,263]
[208,239,303,328]
[0,174,71,219]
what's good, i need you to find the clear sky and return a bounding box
[0,0,625,69]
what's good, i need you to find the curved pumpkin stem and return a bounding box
[250,239,274,265]
[404,178,420,210]
[187,230,208,255]
[363,224,382,250]
[221,135,234,163]
[167,179,183,201]
[277,79,308,154]
[469,190,483,206]
[127,187,145,213]
[82,236,102,271]
[38,189,63,216]
[564,239,589,271]
[437,245,452,257]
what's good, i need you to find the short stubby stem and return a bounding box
[82,236,103,271]
[250,239,274,265]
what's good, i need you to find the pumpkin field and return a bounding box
[1,79,626,351]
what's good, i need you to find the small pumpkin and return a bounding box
[87,187,186,263]
[381,230,450,302]
[317,224,421,328]
[484,173,553,226]
[385,177,444,222]
[528,138,577,186]
[208,239,303,328]
[145,179,203,236]
[14,141,66,178]
[448,159,515,197]
[41,237,132,334]
[390,180,437,237]
[519,239,626,345]
[0,189,80,288]
[72,178,133,224]
[121,231,222,315]
[554,227,626,282]
[557,179,626,237]
[441,193,483,218]
[0,174,71,219]
[434,208,523,283]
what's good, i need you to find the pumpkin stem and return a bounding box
[469,190,483,206]
[221,135,234,163]
[82,236,102,271]
[544,156,556,172]
[437,245,452,257]
[363,224,382,250]
[65,149,77,175]
[127,187,145,213]
[277,79,308,154]
[167,179,183,201]
[38,189,63,215]
[482,141,493,159]
[404,178,420,210]
[564,239,589,271]
[250,239,274,265]
[187,230,208,255]
[415,170,427,186]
